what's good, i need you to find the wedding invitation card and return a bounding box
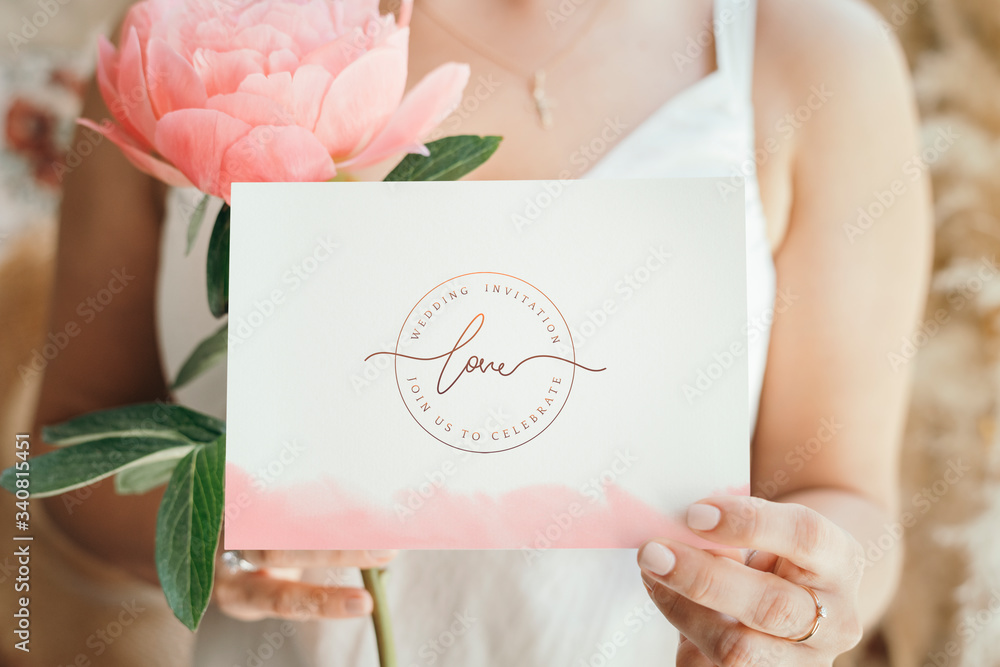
[224,178,749,550]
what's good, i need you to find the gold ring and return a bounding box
[787,585,827,643]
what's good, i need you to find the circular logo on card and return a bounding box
[365,272,606,453]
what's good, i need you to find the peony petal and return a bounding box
[267,48,300,74]
[236,71,295,119]
[191,17,245,53]
[291,65,333,130]
[334,0,383,34]
[193,48,266,97]
[115,27,159,150]
[246,0,335,55]
[154,108,252,200]
[233,2,272,31]
[300,27,373,79]
[95,36,125,128]
[368,14,400,49]
[313,38,408,158]
[231,24,297,53]
[78,118,193,188]
[146,38,208,118]
[380,26,410,53]
[206,92,295,126]
[341,62,470,169]
[398,0,413,28]
[219,125,337,203]
[121,2,157,50]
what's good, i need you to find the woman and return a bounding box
[32,0,931,664]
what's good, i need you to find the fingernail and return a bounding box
[346,595,373,615]
[687,503,721,531]
[639,543,676,576]
[367,550,396,561]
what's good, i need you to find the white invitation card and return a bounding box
[225,178,748,551]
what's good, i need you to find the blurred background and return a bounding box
[1,0,999,665]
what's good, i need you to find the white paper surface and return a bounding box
[225,178,748,550]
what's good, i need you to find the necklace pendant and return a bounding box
[532,70,554,130]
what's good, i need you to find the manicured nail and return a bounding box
[639,543,676,576]
[687,503,721,531]
[367,550,396,561]
[346,595,373,615]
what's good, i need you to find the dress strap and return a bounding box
[714,0,758,101]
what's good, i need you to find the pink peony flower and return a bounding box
[82,0,469,203]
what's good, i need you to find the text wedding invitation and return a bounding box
[225,178,749,551]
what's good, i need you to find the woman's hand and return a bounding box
[213,550,397,621]
[638,496,865,666]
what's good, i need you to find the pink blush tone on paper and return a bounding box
[224,464,749,551]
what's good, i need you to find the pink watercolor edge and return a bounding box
[224,463,750,550]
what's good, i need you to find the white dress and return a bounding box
[156,0,775,664]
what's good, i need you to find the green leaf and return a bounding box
[156,436,225,631]
[0,438,195,498]
[207,204,230,318]
[384,135,502,182]
[172,323,228,391]
[115,455,187,495]
[185,194,210,256]
[42,403,225,447]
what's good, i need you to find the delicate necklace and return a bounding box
[416,0,612,129]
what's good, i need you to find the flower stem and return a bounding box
[361,567,396,667]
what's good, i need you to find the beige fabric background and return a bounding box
[838,0,1000,665]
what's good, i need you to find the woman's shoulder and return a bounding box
[755,0,914,123]
[754,0,922,210]
[750,0,920,247]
